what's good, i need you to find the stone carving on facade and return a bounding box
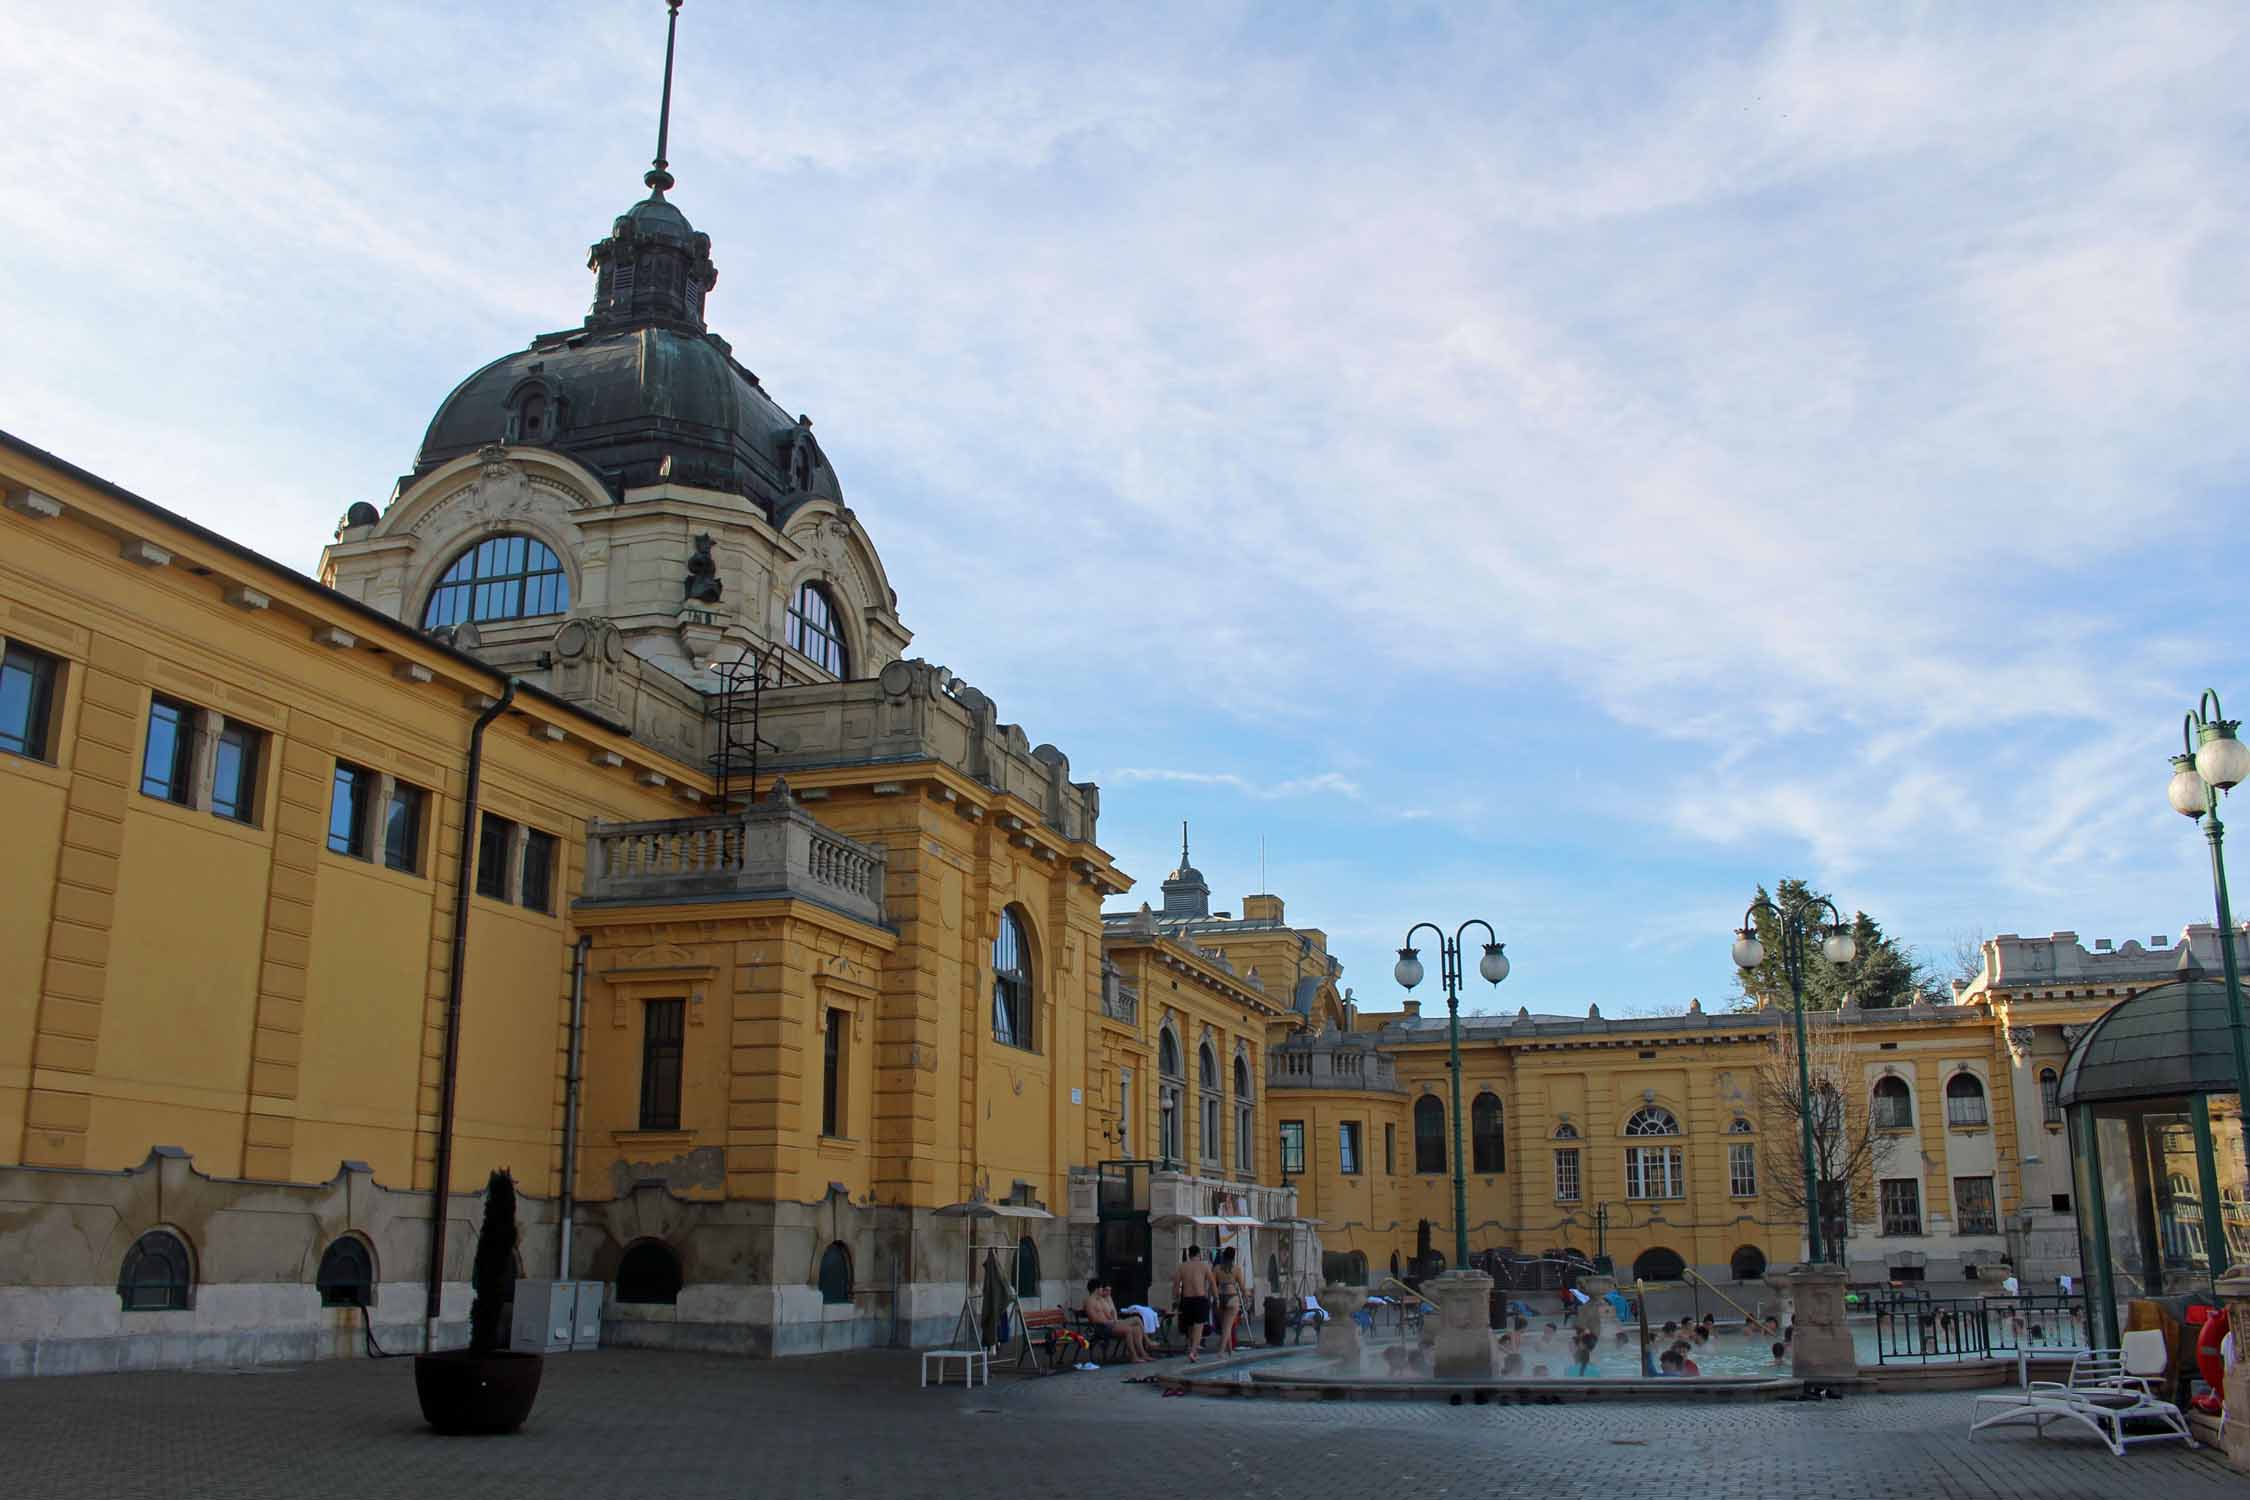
[683,532,724,603]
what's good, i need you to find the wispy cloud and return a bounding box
[1106,768,1361,801]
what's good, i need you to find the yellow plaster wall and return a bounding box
[0,767,66,1155]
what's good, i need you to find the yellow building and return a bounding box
[0,28,1267,1369]
[1267,926,2241,1301]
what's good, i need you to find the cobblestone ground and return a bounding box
[0,1348,2237,1500]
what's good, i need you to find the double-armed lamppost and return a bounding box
[2164,692,2250,1163]
[1731,893,1856,1265]
[1395,921,1509,1273]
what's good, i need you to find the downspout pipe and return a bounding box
[425,677,518,1331]
[559,934,592,1279]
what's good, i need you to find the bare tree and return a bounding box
[1755,1018,1896,1265]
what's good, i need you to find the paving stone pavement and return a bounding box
[0,1348,2238,1500]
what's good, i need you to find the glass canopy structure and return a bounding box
[2059,948,2250,1348]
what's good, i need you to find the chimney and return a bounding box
[1243,893,1285,922]
[1402,1000,1421,1019]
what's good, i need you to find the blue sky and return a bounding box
[6,2,2249,1016]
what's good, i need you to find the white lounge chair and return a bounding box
[1971,1334,2196,1457]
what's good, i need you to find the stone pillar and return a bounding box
[1427,1269,1497,1380]
[1782,1263,1855,1383]
[1317,1282,1366,1361]
[1576,1275,1617,1348]
[2217,1267,2250,1472]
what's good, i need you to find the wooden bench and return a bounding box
[1017,1306,1089,1371]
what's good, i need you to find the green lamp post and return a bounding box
[1394,920,1509,1273]
[1731,892,1856,1266]
[2165,691,2250,1170]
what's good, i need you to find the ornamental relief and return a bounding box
[407,469,590,539]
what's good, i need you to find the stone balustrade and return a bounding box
[581,784,887,927]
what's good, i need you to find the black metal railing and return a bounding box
[1867,1292,2089,1364]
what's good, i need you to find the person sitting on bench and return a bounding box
[1083,1278,1153,1364]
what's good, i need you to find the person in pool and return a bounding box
[1770,1341,1789,1367]
[1658,1348,1687,1376]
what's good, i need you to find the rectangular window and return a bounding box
[383,782,425,873]
[1625,1145,1684,1199]
[475,813,514,900]
[1384,1123,1396,1176]
[210,718,259,823]
[521,828,558,913]
[1279,1120,1306,1176]
[1202,1093,1221,1165]
[1947,1083,1989,1128]
[2040,1072,2062,1126]
[328,762,371,856]
[1729,1141,1758,1197]
[0,641,62,761]
[638,998,684,1131]
[2051,1192,2071,1215]
[1339,1121,1362,1175]
[1236,1104,1253,1173]
[1879,1177,1922,1237]
[140,695,194,804]
[821,1007,844,1137]
[1954,1175,1998,1236]
[1118,1076,1130,1156]
[1554,1148,1581,1202]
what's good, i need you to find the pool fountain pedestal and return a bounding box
[1317,1283,1367,1361]
[1427,1269,1497,1380]
[1781,1263,1854,1383]
[2216,1266,2250,1471]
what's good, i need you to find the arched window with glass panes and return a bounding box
[992,907,1033,1050]
[1198,1042,1221,1166]
[1413,1094,1446,1173]
[1233,1054,1253,1174]
[1158,1028,1183,1164]
[786,580,849,677]
[1946,1071,1988,1127]
[1623,1105,1683,1200]
[1472,1091,1505,1173]
[421,534,570,629]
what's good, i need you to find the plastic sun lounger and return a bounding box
[1970,1340,2196,1458]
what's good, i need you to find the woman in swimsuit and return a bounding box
[1214,1247,1246,1354]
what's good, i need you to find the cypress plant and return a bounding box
[467,1168,517,1354]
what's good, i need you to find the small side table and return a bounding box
[921,1348,990,1388]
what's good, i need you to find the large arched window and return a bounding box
[1233,1055,1253,1174]
[1872,1075,1913,1130]
[1472,1091,1505,1174]
[1198,1042,1222,1166]
[992,907,1033,1051]
[786,581,849,678]
[118,1229,192,1311]
[421,534,570,629]
[1623,1106,1682,1200]
[1413,1094,1446,1174]
[315,1235,375,1309]
[1158,1028,1183,1164]
[818,1241,854,1304]
[1945,1071,1988,1127]
[616,1240,683,1305]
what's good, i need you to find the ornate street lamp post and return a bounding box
[2165,691,2250,1166]
[1730,893,1855,1265]
[1394,921,1508,1272]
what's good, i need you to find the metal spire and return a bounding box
[1180,820,1190,867]
[645,1,685,196]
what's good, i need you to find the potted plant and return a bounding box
[414,1168,544,1434]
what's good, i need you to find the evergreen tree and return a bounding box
[1730,878,1927,1011]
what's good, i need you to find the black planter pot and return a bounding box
[414,1349,545,1434]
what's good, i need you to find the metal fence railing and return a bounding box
[1866,1292,2089,1364]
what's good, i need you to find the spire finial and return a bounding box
[645,0,685,196]
[1181,820,1190,865]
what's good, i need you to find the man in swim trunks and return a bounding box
[1172,1245,1216,1362]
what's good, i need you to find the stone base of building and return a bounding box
[0,1150,1076,1377]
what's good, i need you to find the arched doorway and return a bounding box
[1632,1246,1686,1282]
[1730,1245,1768,1281]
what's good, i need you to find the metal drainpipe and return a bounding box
[559,934,592,1279]
[425,677,518,1331]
